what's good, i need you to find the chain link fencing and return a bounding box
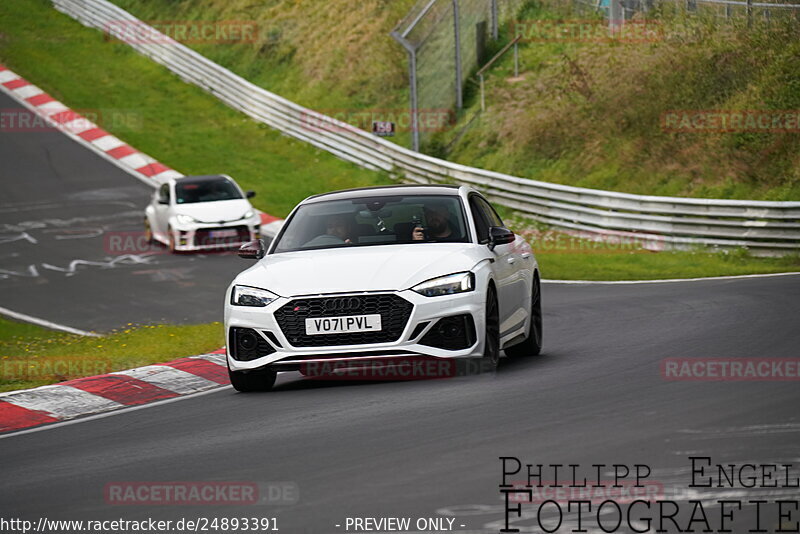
[391,0,525,151]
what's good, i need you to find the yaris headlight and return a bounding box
[230,285,278,307]
[242,210,255,220]
[175,214,197,225]
[412,272,474,297]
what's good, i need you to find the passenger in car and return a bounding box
[412,201,457,241]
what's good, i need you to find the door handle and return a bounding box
[521,252,532,260]
[507,257,516,264]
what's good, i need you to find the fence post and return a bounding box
[453,0,464,109]
[391,32,420,152]
[491,0,499,40]
[746,0,753,27]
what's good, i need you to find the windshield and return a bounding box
[272,195,470,253]
[175,178,242,204]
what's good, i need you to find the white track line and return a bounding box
[0,305,100,337]
[542,271,800,285]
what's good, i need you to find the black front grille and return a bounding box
[229,327,276,361]
[419,314,476,351]
[274,294,413,347]
[194,225,250,247]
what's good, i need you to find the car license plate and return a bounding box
[305,314,382,335]
[209,229,238,238]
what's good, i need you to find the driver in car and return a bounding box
[304,213,356,247]
[412,201,456,241]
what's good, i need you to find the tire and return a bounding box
[482,286,501,372]
[144,218,154,243]
[167,225,177,253]
[505,274,543,358]
[228,364,277,392]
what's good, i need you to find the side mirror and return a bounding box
[238,239,266,260]
[246,190,256,199]
[158,198,169,205]
[488,226,515,251]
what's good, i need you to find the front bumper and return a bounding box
[170,221,260,252]
[224,288,486,373]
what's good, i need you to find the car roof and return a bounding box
[172,174,233,184]
[304,184,466,203]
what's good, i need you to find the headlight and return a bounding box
[230,285,278,307]
[242,210,255,220]
[175,214,197,225]
[412,272,474,297]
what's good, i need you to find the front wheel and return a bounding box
[228,365,277,392]
[167,225,177,253]
[144,218,154,243]
[505,274,543,357]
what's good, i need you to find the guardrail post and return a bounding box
[746,0,753,27]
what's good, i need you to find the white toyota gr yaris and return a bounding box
[145,174,261,252]
[224,184,542,391]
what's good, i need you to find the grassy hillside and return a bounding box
[439,2,800,200]
[108,0,800,200]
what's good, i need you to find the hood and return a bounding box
[233,243,488,296]
[173,199,253,223]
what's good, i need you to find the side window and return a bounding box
[476,196,503,227]
[469,196,491,244]
[158,184,170,204]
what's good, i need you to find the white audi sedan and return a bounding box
[224,184,542,391]
[145,174,261,252]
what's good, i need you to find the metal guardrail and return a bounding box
[52,0,800,254]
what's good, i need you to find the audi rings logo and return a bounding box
[323,297,362,312]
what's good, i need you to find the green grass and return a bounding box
[0,317,223,392]
[535,248,800,281]
[504,214,800,280]
[0,0,389,218]
[437,2,800,200]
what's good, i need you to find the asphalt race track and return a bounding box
[0,91,256,332]
[1,274,798,533]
